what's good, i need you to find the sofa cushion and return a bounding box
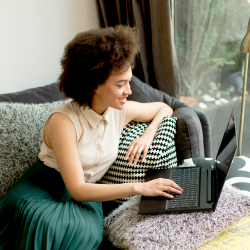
[0,83,64,104]
[0,100,70,198]
[98,115,177,203]
[129,76,204,164]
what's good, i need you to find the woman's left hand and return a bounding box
[125,132,154,165]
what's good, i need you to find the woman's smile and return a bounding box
[118,97,127,104]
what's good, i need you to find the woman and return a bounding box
[0,25,182,250]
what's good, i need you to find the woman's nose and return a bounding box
[124,84,132,96]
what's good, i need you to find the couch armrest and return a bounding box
[173,107,204,164]
[193,109,212,158]
[129,75,210,164]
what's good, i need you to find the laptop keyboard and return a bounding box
[167,167,200,209]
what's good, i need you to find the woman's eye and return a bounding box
[118,85,124,88]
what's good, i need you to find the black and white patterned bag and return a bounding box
[99,115,178,203]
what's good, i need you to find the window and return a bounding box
[174,0,250,156]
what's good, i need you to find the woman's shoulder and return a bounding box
[52,101,75,112]
[50,101,82,141]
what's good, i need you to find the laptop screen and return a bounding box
[214,110,237,207]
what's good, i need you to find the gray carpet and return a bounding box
[104,184,250,250]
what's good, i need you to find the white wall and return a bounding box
[0,0,101,94]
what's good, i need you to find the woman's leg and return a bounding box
[0,160,103,250]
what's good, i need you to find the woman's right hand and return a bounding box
[136,178,183,199]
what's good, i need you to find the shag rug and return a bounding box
[103,184,250,250]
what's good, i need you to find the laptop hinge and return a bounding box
[206,168,212,203]
[211,166,217,204]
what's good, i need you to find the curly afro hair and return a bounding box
[58,25,140,108]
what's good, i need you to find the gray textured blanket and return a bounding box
[104,185,250,250]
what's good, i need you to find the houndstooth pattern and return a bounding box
[98,115,177,203]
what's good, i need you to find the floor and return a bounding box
[199,216,250,250]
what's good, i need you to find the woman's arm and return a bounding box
[45,113,182,202]
[124,101,173,165]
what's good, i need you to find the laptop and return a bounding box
[138,110,237,214]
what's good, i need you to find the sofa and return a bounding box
[0,75,212,249]
[0,75,211,162]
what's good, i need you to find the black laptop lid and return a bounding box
[213,110,237,209]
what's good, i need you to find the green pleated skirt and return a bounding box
[0,160,103,250]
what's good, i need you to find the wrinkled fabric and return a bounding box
[0,160,103,250]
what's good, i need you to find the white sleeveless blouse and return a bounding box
[38,102,126,183]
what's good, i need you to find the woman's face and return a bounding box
[92,66,132,115]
